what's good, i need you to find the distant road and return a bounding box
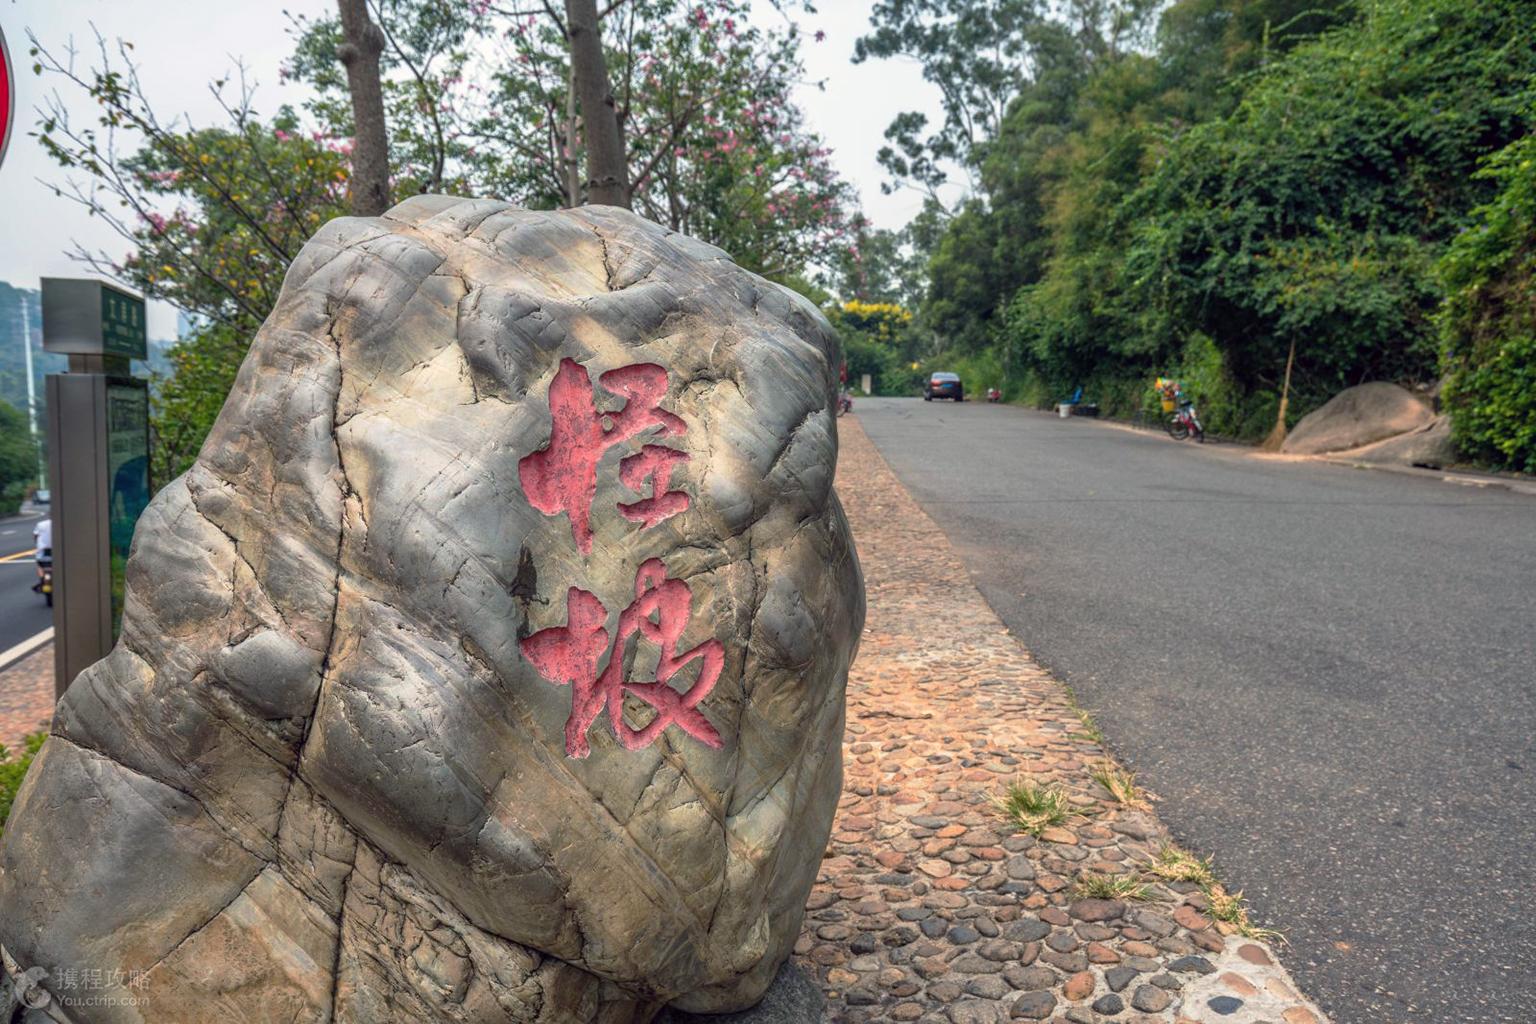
[854,397,1536,1024]
[0,509,53,662]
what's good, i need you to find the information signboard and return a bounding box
[101,285,148,359]
[105,380,150,640]
[42,278,149,361]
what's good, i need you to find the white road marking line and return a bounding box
[0,628,53,673]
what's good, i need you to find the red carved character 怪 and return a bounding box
[518,358,690,553]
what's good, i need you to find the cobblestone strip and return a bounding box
[795,418,1329,1024]
[0,646,52,757]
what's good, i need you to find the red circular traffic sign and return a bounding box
[0,26,14,171]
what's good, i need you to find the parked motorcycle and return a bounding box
[838,390,853,416]
[987,387,1001,402]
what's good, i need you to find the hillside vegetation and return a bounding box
[838,0,1535,468]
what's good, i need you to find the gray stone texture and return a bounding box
[1335,412,1457,468]
[653,962,827,1024]
[0,197,864,1022]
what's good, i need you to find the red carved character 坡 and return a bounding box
[521,558,724,758]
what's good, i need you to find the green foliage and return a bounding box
[1120,0,1535,407]
[825,226,927,308]
[1169,332,1275,438]
[1439,123,1536,471]
[0,734,47,840]
[842,335,914,395]
[0,401,41,516]
[1443,335,1536,470]
[832,300,913,341]
[31,5,864,477]
[855,0,1158,203]
[286,0,863,279]
[828,300,924,395]
[925,199,1031,353]
[151,323,252,485]
[921,0,1535,443]
[31,37,352,337]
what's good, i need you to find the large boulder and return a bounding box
[1335,413,1457,468]
[0,197,864,1023]
[1281,382,1433,455]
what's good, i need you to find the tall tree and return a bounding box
[286,0,860,275]
[563,0,631,208]
[854,0,1155,206]
[336,0,392,214]
[854,0,1040,204]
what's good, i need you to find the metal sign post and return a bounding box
[42,279,152,699]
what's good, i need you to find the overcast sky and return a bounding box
[0,0,948,338]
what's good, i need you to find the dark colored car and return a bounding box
[924,372,963,401]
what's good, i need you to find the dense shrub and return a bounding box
[1121,0,1535,409]
[939,0,1535,443]
[828,300,925,395]
[1439,124,1536,472]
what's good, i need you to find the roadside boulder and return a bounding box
[0,196,864,1022]
[1336,413,1457,468]
[1281,382,1433,455]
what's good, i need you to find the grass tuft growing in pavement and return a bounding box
[995,781,1074,837]
[1060,685,1104,744]
[1204,885,1283,942]
[1147,845,1282,941]
[1089,761,1145,806]
[1148,845,1217,885]
[1071,872,1154,902]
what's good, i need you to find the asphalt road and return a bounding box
[853,397,1536,1024]
[0,509,53,661]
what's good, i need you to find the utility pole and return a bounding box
[20,290,44,486]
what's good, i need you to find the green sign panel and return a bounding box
[106,380,150,640]
[100,285,147,359]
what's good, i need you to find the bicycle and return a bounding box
[1166,398,1204,442]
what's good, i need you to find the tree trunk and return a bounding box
[564,0,631,209]
[1261,336,1298,451]
[564,60,582,207]
[337,0,392,217]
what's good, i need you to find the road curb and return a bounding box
[1314,456,1536,495]
[1026,402,1536,496]
[0,629,52,675]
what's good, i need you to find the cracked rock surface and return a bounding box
[0,196,864,1023]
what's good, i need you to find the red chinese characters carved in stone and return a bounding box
[520,558,724,758]
[617,444,691,530]
[518,358,689,553]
